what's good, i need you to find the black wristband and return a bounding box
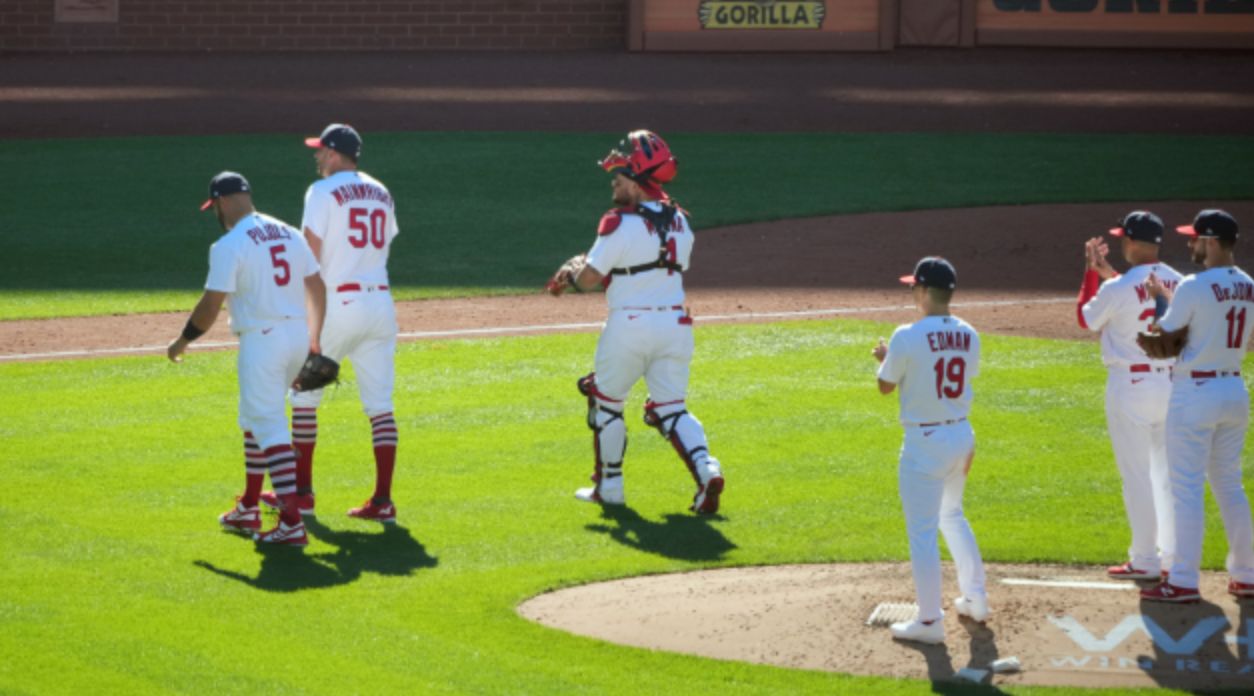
[182,319,206,342]
[567,270,583,293]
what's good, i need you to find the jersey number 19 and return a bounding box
[933,357,966,399]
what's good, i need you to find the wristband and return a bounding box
[182,319,206,342]
[567,270,584,293]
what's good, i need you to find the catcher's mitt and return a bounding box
[1136,326,1188,360]
[545,253,588,296]
[292,352,340,392]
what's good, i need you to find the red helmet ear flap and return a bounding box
[649,157,677,184]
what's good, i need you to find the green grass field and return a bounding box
[2,320,1251,695]
[2,132,1253,319]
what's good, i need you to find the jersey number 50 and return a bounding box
[348,208,388,249]
[932,357,966,399]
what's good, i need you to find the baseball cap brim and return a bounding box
[1176,224,1198,237]
[199,198,215,212]
[898,274,916,285]
[304,137,325,149]
[1108,226,1127,237]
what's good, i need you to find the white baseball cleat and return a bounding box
[954,595,990,622]
[890,618,945,645]
[575,479,625,506]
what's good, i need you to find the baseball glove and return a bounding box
[292,352,340,392]
[1136,327,1188,360]
[545,253,588,296]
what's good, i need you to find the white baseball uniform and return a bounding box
[1157,265,1254,588]
[1080,262,1182,574]
[291,170,399,416]
[204,212,318,450]
[582,202,722,499]
[878,314,986,622]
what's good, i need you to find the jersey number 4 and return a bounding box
[933,357,966,399]
[349,208,388,249]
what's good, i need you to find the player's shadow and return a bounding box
[897,629,1010,695]
[194,521,437,593]
[1137,594,1254,693]
[584,505,736,562]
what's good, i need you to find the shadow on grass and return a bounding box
[194,521,437,593]
[584,505,735,562]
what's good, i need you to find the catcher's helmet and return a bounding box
[599,130,677,190]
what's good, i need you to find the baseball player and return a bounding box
[260,123,401,524]
[168,171,326,547]
[873,257,988,644]
[1139,210,1254,603]
[546,130,725,514]
[1076,211,1181,580]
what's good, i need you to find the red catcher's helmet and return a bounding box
[599,130,677,194]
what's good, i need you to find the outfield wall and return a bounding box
[4,0,1251,52]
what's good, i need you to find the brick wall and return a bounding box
[0,1,627,51]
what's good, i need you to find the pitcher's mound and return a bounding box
[519,563,1254,690]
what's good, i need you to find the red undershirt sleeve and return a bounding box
[1076,270,1101,329]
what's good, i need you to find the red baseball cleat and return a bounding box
[259,490,316,517]
[219,498,261,533]
[348,499,397,524]
[1228,580,1254,599]
[1107,562,1158,580]
[1140,581,1200,603]
[691,476,724,515]
[253,520,308,546]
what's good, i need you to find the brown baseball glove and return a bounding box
[292,352,340,392]
[545,254,588,296]
[1136,326,1188,360]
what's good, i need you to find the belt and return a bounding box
[336,283,389,293]
[615,305,684,312]
[910,417,967,428]
[1128,364,1171,374]
[1190,370,1241,379]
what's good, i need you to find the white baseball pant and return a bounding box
[1104,369,1175,573]
[237,319,307,450]
[291,289,397,417]
[593,309,692,403]
[1166,376,1254,588]
[898,421,986,622]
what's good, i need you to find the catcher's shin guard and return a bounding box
[644,400,722,487]
[579,373,626,495]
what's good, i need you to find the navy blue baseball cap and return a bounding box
[899,256,957,290]
[199,171,251,211]
[1109,210,1164,244]
[1177,209,1238,243]
[305,123,362,159]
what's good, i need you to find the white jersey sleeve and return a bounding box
[301,183,332,240]
[878,315,980,425]
[205,238,239,293]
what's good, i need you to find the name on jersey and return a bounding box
[1134,279,1177,303]
[245,223,293,245]
[927,330,972,353]
[1212,281,1254,303]
[330,183,393,209]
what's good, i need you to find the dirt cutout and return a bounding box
[5,200,1253,361]
[520,563,1254,690]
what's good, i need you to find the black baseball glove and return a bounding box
[292,352,340,392]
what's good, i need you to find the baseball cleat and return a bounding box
[348,499,397,523]
[253,520,308,547]
[1140,581,1200,603]
[1228,580,1254,599]
[690,476,724,515]
[575,485,625,506]
[218,499,261,533]
[954,595,990,622]
[1106,562,1159,580]
[258,490,316,517]
[889,618,945,645]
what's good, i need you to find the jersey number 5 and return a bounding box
[349,208,388,249]
[933,357,966,399]
[270,245,290,287]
